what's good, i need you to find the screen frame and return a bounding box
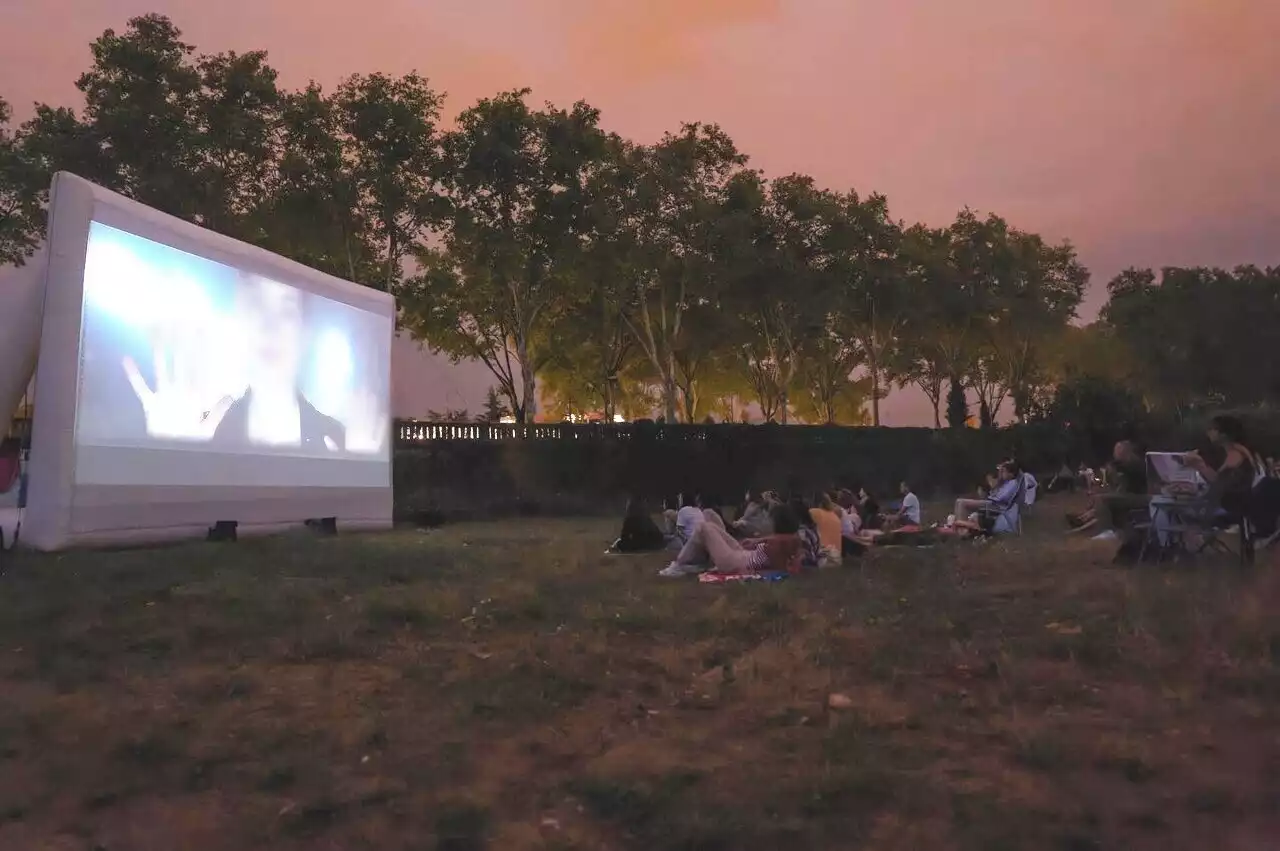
[23,172,395,550]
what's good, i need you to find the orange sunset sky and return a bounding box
[2,0,1278,424]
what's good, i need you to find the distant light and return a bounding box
[613,414,625,423]
[499,416,516,424]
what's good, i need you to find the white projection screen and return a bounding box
[22,173,394,550]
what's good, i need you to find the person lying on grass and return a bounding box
[732,490,777,538]
[659,503,802,578]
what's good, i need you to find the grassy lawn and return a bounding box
[1,501,1278,850]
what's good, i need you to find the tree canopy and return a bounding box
[3,14,1270,427]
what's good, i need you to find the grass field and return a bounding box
[1,500,1278,850]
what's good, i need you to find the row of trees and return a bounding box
[3,15,1274,430]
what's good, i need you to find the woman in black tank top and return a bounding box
[1184,415,1266,518]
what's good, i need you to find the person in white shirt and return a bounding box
[895,481,922,527]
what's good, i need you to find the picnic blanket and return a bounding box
[698,571,789,584]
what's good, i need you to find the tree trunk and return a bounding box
[662,364,677,424]
[946,376,968,429]
[868,349,881,426]
[384,229,398,293]
[602,378,616,422]
[516,336,537,423]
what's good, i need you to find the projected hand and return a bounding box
[123,349,235,441]
[342,388,388,455]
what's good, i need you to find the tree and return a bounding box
[74,14,205,220]
[248,84,380,283]
[1038,375,1145,464]
[552,134,644,421]
[946,379,969,429]
[478,386,511,422]
[0,98,44,266]
[622,123,749,422]
[888,225,955,427]
[333,72,443,291]
[985,230,1089,421]
[539,333,655,421]
[937,210,1009,426]
[404,91,610,422]
[191,49,284,236]
[699,350,755,423]
[795,340,872,425]
[1101,265,1280,414]
[725,173,837,423]
[828,191,904,426]
[425,407,472,423]
[399,247,528,421]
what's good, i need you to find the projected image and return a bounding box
[75,222,391,461]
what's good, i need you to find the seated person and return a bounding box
[883,481,921,530]
[808,493,844,565]
[660,503,801,577]
[1181,415,1266,522]
[732,490,776,538]
[610,497,667,553]
[954,473,999,524]
[1066,438,1148,533]
[979,472,999,498]
[952,463,1021,536]
[858,487,882,531]
[830,490,864,555]
[835,488,858,513]
[663,493,710,547]
[790,498,823,568]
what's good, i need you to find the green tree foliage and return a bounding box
[16,13,1275,432]
[332,72,443,291]
[549,134,645,422]
[723,173,837,423]
[400,91,610,422]
[478,386,511,422]
[75,14,205,218]
[248,84,380,283]
[621,123,749,422]
[827,191,905,426]
[1101,265,1280,415]
[946,379,969,430]
[0,98,44,266]
[986,231,1089,420]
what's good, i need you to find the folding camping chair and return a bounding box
[977,474,1025,536]
[1134,474,1254,565]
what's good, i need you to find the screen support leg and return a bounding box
[207,520,238,542]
